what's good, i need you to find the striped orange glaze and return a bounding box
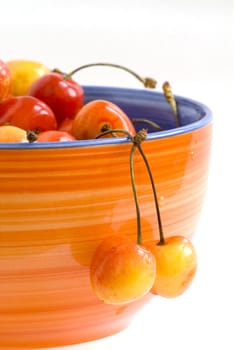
[0,120,212,348]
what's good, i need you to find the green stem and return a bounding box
[137,143,165,245]
[65,62,157,89]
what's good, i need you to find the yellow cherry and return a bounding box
[144,235,197,298]
[7,59,49,96]
[90,234,156,304]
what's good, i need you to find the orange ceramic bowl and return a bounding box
[0,86,212,349]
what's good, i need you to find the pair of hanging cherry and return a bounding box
[89,127,197,304]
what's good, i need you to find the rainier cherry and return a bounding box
[144,236,197,298]
[6,59,49,96]
[91,127,198,302]
[90,129,156,305]
[134,137,198,298]
[90,234,156,304]
[0,125,28,143]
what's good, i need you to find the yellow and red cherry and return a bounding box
[144,236,197,298]
[90,234,156,304]
[72,99,136,140]
[130,129,198,298]
[0,125,28,142]
[6,59,49,96]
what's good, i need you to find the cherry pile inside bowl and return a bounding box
[0,59,180,143]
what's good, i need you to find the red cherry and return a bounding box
[28,72,84,124]
[58,118,74,135]
[0,59,12,103]
[37,130,76,142]
[0,95,57,132]
[72,99,136,140]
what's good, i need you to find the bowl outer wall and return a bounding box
[0,86,212,348]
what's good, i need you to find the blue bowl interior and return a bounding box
[84,86,211,132]
[0,86,212,149]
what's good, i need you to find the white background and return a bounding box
[1,0,234,349]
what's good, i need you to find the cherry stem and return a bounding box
[53,65,180,128]
[130,144,142,245]
[130,129,165,245]
[26,130,38,143]
[95,127,144,245]
[95,128,132,139]
[132,118,163,131]
[95,127,166,245]
[136,143,165,245]
[162,81,180,127]
[65,62,157,89]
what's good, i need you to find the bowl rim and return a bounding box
[0,85,212,150]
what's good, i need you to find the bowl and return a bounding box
[0,86,212,349]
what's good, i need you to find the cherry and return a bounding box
[27,72,84,124]
[0,95,57,132]
[6,59,49,96]
[134,133,197,298]
[90,129,156,304]
[36,130,76,142]
[93,127,197,299]
[58,118,74,134]
[0,59,11,103]
[0,125,28,142]
[144,236,197,298]
[90,234,156,304]
[72,99,136,140]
